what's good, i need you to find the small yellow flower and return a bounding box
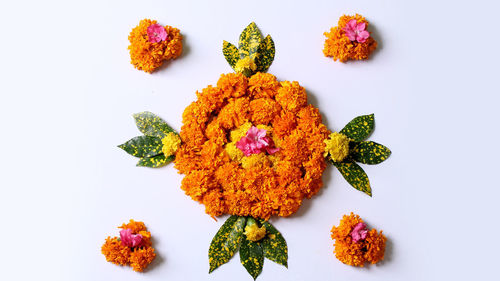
[324,132,351,162]
[244,223,267,241]
[235,56,257,75]
[161,132,181,157]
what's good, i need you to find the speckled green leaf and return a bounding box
[136,154,173,168]
[223,40,239,70]
[334,160,372,196]
[352,141,391,165]
[143,145,164,158]
[118,135,162,158]
[209,216,247,273]
[340,114,375,142]
[240,237,264,280]
[256,35,275,73]
[260,220,288,267]
[238,22,262,59]
[133,111,174,138]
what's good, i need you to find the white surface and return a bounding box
[1,0,499,280]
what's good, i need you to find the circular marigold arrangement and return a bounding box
[323,14,377,62]
[174,72,329,220]
[118,22,391,279]
[128,19,183,73]
[101,220,156,272]
[331,213,387,267]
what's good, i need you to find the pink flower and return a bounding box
[236,126,280,157]
[120,228,143,248]
[343,19,370,43]
[147,23,168,43]
[350,222,368,243]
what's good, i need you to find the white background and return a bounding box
[1,0,499,280]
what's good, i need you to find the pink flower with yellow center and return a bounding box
[350,222,368,243]
[343,19,370,43]
[147,23,168,43]
[236,126,279,156]
[119,228,143,248]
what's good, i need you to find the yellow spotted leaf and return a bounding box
[209,215,247,273]
[256,35,275,73]
[260,220,287,267]
[223,40,239,70]
[352,141,391,165]
[334,160,372,196]
[133,111,175,138]
[136,154,173,168]
[240,237,264,280]
[238,22,262,59]
[340,114,374,142]
[118,135,162,158]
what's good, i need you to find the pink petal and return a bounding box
[120,228,143,247]
[344,30,357,41]
[356,30,370,43]
[356,22,366,32]
[346,19,358,31]
[130,234,143,247]
[350,222,368,243]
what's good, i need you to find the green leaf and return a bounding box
[223,40,239,70]
[260,220,288,267]
[351,141,391,165]
[340,114,375,142]
[133,111,175,138]
[240,237,264,280]
[118,135,162,158]
[143,145,164,158]
[209,216,247,273]
[136,154,173,168]
[255,35,275,73]
[238,22,262,59]
[334,160,372,196]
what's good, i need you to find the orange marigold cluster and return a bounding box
[331,213,387,267]
[101,220,156,272]
[323,14,377,62]
[175,72,330,220]
[128,19,183,73]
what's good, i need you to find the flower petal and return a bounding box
[344,30,357,41]
[356,22,366,32]
[356,31,370,43]
[346,19,358,30]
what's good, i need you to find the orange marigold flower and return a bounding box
[101,237,131,266]
[275,81,307,113]
[217,97,251,129]
[129,247,156,272]
[331,213,387,267]
[217,73,248,98]
[323,14,377,62]
[248,72,281,98]
[174,72,330,220]
[128,19,183,73]
[101,220,156,272]
[250,98,281,125]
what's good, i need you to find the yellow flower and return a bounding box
[324,132,351,162]
[161,132,181,157]
[244,223,267,241]
[235,57,257,75]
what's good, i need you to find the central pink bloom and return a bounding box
[350,222,368,243]
[119,228,143,248]
[236,126,280,157]
[343,19,370,43]
[147,23,168,43]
